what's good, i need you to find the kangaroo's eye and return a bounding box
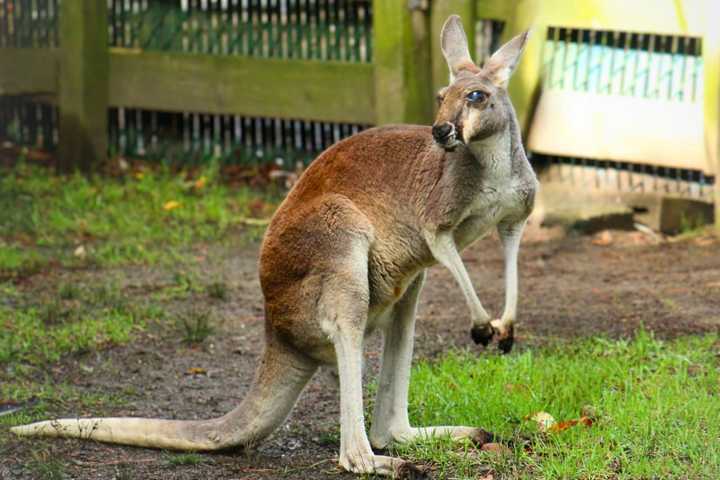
[466,90,487,103]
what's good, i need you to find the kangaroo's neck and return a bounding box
[466,112,526,181]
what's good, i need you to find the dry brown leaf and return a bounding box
[547,416,594,433]
[592,230,613,246]
[193,176,207,190]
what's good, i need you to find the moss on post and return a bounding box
[58,0,109,173]
[372,0,433,125]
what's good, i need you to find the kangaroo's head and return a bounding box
[432,15,529,150]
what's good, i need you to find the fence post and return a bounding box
[58,0,109,173]
[504,2,545,136]
[704,4,720,231]
[430,0,475,95]
[372,0,433,125]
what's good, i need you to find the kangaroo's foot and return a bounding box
[389,426,499,449]
[339,448,428,478]
[490,319,514,353]
[470,321,495,346]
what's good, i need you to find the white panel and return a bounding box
[527,90,712,174]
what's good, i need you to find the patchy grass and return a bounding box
[0,381,129,429]
[0,282,162,366]
[206,280,229,301]
[388,331,720,479]
[163,452,207,467]
[178,307,214,345]
[26,455,67,480]
[0,162,278,278]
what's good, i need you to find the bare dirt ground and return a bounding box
[2,228,719,479]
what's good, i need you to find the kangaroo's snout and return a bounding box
[432,122,455,145]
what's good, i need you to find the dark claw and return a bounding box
[497,325,515,354]
[470,428,497,447]
[470,323,495,346]
[396,461,431,480]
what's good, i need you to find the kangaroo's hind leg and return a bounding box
[369,271,495,450]
[318,235,426,478]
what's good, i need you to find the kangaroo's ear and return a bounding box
[483,30,530,88]
[440,15,477,82]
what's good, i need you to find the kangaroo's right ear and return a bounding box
[440,15,478,82]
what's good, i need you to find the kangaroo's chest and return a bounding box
[453,177,525,249]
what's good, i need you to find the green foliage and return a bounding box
[163,452,206,467]
[391,331,720,479]
[0,283,163,366]
[27,456,67,480]
[0,163,275,278]
[206,280,229,301]
[178,307,214,345]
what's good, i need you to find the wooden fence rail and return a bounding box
[0,0,718,229]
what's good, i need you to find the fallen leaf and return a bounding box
[695,237,716,247]
[548,416,594,433]
[193,176,207,190]
[592,230,613,246]
[163,200,181,211]
[526,411,556,432]
[186,367,207,375]
[74,245,86,258]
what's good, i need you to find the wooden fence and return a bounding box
[0,0,718,229]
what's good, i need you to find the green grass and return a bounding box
[178,307,214,344]
[163,452,207,467]
[389,331,720,479]
[0,282,162,366]
[0,161,277,278]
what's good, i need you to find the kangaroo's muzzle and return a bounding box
[432,122,462,150]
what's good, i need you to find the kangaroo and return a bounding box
[11,16,537,478]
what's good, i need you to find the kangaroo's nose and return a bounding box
[432,122,454,143]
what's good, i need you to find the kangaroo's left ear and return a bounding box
[440,15,478,82]
[483,31,530,88]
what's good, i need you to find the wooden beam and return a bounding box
[373,0,433,125]
[0,48,58,96]
[109,49,376,125]
[430,0,476,95]
[58,0,109,173]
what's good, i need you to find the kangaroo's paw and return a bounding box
[469,428,497,447]
[490,320,514,353]
[339,451,429,478]
[470,322,495,346]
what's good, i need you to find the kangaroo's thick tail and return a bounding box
[11,339,317,451]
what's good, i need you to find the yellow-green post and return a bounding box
[504,0,545,136]
[430,0,476,95]
[704,4,720,231]
[58,0,109,173]
[373,0,433,125]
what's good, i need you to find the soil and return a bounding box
[2,227,719,480]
